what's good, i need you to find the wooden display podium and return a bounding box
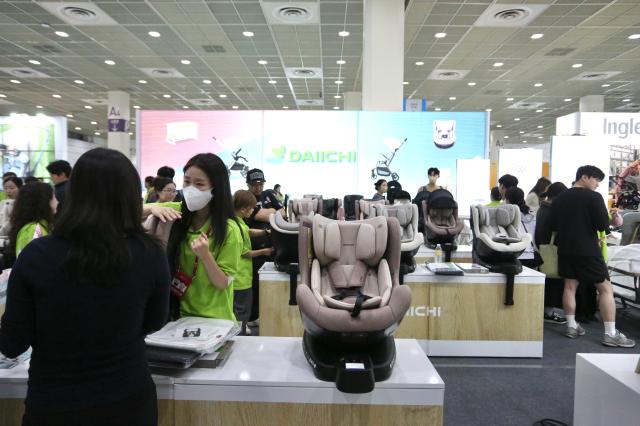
[260,263,545,357]
[414,244,473,265]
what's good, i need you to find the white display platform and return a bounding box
[574,353,640,426]
[170,337,444,406]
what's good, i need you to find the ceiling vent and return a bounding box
[189,99,219,107]
[570,71,622,81]
[139,68,186,78]
[261,2,320,25]
[202,45,227,53]
[428,69,470,80]
[285,67,323,79]
[474,4,549,27]
[295,99,324,107]
[0,67,50,78]
[545,48,576,57]
[32,44,62,54]
[508,101,546,110]
[82,99,108,106]
[38,2,118,26]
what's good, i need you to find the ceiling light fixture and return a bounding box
[242,31,254,37]
[182,106,189,109]
[163,94,171,98]
[564,98,572,102]
[84,105,93,109]
[519,131,525,134]
[202,79,211,84]
[232,106,239,109]
[435,107,442,111]
[133,105,140,109]
[148,31,161,38]
[628,34,640,40]
[537,125,543,128]
[497,124,502,128]
[219,94,227,98]
[534,83,543,87]
[335,80,343,85]
[333,106,340,110]
[434,32,447,38]
[94,132,100,136]
[403,81,409,85]
[572,63,583,68]
[514,117,520,121]
[486,108,492,112]
[338,31,349,37]
[504,135,510,139]
[522,140,527,143]
[276,94,284,99]
[601,83,611,87]
[180,59,191,65]
[415,61,424,66]
[74,79,84,84]
[530,33,544,39]
[90,121,97,124]
[449,96,456,100]
[65,114,73,118]
[282,106,289,109]
[334,95,342,99]
[129,132,134,136]
[258,60,268,65]
[52,94,61,98]
[493,62,504,67]
[506,97,514,101]
[104,59,115,65]
[622,98,631,102]
[538,136,543,139]
[74,127,81,130]
[0,94,6,98]
[268,80,277,84]
[36,105,43,109]
[336,60,346,65]
[138,79,147,84]
[536,109,543,113]
[10,80,20,84]
[28,59,41,65]
[55,31,69,38]
[468,82,476,86]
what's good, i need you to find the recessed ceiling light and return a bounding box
[138,80,147,84]
[182,106,189,109]
[202,79,212,84]
[514,117,520,121]
[219,94,227,98]
[0,94,6,98]
[496,125,502,128]
[628,34,640,40]
[94,132,100,136]
[232,106,239,110]
[84,105,93,109]
[336,60,346,65]
[519,131,525,134]
[449,96,456,100]
[131,120,135,125]
[148,31,161,38]
[486,108,492,112]
[504,135,510,139]
[74,127,81,130]
[506,97,514,101]
[333,106,340,110]
[133,105,140,109]
[338,31,350,37]
[258,60,268,65]
[415,61,424,66]
[434,107,441,111]
[128,132,134,136]
[36,105,43,109]
[335,80,343,85]
[28,59,40,65]
[65,114,73,118]
[55,31,69,38]
[493,62,504,67]
[104,59,115,66]
[622,98,631,102]
[334,95,342,99]
[74,79,84,84]
[163,94,171,98]
[564,98,572,102]
[242,31,254,37]
[522,140,527,144]
[534,83,543,87]
[468,82,476,86]
[403,81,409,85]
[572,63,583,68]
[276,94,284,99]
[538,136,543,139]
[90,121,97,125]
[10,80,20,84]
[282,106,289,109]
[536,109,543,113]
[601,83,610,87]
[268,80,277,84]
[434,32,447,39]
[537,125,543,128]
[52,94,61,98]
[530,33,544,39]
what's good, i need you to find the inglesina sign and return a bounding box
[603,117,640,139]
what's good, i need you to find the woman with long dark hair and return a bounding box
[0,148,170,425]
[505,186,537,264]
[526,177,551,213]
[7,181,56,264]
[145,153,243,320]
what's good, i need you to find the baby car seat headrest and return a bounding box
[312,215,388,267]
[494,205,517,227]
[427,189,458,210]
[374,204,414,227]
[293,198,317,216]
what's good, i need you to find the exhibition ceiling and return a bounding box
[0,0,638,144]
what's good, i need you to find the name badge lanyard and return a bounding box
[176,226,212,279]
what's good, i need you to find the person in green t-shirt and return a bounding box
[233,190,273,335]
[487,186,502,207]
[8,181,57,263]
[144,154,243,321]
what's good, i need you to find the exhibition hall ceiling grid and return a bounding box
[0,0,638,144]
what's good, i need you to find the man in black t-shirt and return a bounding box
[245,169,285,326]
[551,165,634,347]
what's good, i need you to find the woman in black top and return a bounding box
[0,148,170,426]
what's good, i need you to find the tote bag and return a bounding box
[539,233,560,279]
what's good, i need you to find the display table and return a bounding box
[0,363,175,426]
[170,337,444,425]
[574,353,640,426]
[259,262,544,357]
[0,338,444,426]
[415,244,473,264]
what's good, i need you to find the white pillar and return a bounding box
[579,95,604,112]
[344,91,362,110]
[362,0,404,111]
[107,91,131,156]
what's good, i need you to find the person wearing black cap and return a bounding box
[245,168,285,328]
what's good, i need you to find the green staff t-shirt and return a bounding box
[16,221,49,256]
[234,218,253,291]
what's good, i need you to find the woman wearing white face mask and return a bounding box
[144,153,243,320]
[417,167,443,193]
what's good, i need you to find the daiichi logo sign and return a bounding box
[268,145,357,164]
